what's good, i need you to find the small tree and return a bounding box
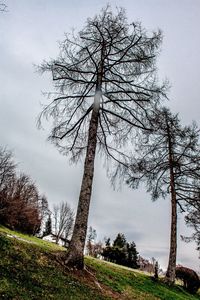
[0,147,16,217]
[154,261,159,280]
[92,242,104,258]
[127,107,200,283]
[52,201,74,244]
[0,147,15,189]
[38,6,166,268]
[138,256,155,273]
[86,226,97,256]
[43,214,52,237]
[126,241,139,269]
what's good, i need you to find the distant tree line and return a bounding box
[86,230,139,269]
[86,228,164,276]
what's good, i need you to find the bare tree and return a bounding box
[127,107,200,283]
[0,147,15,189]
[38,6,166,268]
[86,226,97,256]
[38,194,50,232]
[52,201,74,244]
[0,147,16,215]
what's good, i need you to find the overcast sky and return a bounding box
[0,0,200,271]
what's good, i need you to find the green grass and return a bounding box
[0,226,200,300]
[0,225,63,251]
[86,257,200,300]
[0,227,110,300]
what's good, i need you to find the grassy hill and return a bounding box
[0,226,200,300]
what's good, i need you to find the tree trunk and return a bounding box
[55,236,59,244]
[165,183,177,283]
[165,119,177,284]
[64,108,99,269]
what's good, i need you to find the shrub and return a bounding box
[175,266,200,294]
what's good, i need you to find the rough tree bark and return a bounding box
[166,187,177,283]
[165,118,177,284]
[65,106,99,269]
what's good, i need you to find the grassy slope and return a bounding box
[0,226,200,300]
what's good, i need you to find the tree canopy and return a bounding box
[127,107,200,206]
[38,6,166,168]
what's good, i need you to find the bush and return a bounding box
[175,266,200,294]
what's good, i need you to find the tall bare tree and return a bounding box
[38,6,166,268]
[127,107,200,283]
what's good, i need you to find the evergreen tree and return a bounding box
[113,233,126,248]
[102,233,139,269]
[126,241,139,269]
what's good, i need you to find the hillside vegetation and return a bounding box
[0,226,199,300]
